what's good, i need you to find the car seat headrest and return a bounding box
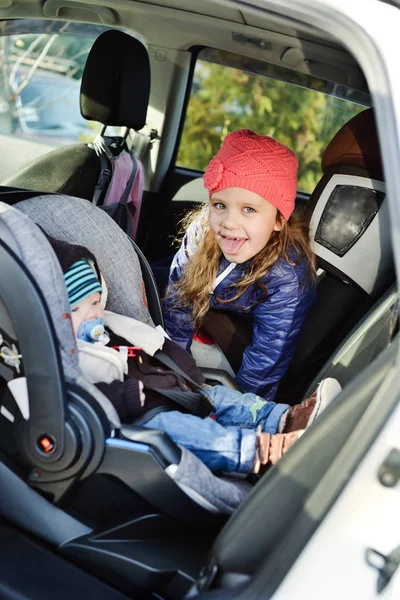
[322,108,383,180]
[16,194,153,327]
[308,108,393,297]
[80,30,150,131]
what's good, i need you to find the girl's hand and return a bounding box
[139,381,146,407]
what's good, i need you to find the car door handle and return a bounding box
[365,544,400,593]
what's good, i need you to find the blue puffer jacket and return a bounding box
[163,215,316,402]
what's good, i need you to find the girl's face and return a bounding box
[71,292,104,337]
[209,187,284,263]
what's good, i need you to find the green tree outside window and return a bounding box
[177,60,365,194]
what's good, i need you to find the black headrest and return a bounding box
[80,30,150,130]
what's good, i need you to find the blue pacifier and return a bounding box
[77,317,109,344]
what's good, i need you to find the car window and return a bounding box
[177,48,368,194]
[1,31,99,140]
[0,23,109,180]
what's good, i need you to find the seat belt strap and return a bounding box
[89,134,113,206]
[145,385,210,418]
[154,350,214,411]
[129,128,158,162]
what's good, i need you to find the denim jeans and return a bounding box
[143,385,289,474]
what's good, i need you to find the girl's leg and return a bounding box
[207,385,290,434]
[142,410,256,474]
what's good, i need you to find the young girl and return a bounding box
[163,129,316,401]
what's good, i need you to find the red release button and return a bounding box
[38,435,55,454]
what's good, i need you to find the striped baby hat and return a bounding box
[64,259,102,307]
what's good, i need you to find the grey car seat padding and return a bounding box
[16,194,153,327]
[1,200,252,514]
[0,202,121,427]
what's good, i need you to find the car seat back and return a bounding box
[276,107,393,403]
[0,186,164,327]
[306,284,398,391]
[2,30,150,241]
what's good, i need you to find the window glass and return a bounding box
[0,21,111,179]
[177,49,367,194]
[0,30,97,141]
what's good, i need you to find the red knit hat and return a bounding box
[203,129,298,220]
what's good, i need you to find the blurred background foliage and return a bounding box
[177,60,365,193]
[0,32,99,140]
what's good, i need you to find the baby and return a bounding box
[53,236,341,476]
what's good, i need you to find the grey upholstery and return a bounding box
[0,201,120,427]
[16,194,154,326]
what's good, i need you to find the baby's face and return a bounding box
[71,292,104,337]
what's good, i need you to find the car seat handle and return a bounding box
[0,240,67,465]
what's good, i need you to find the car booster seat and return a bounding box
[0,199,251,598]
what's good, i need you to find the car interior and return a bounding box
[0,1,399,599]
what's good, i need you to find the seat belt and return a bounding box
[89,134,113,206]
[155,350,212,392]
[129,127,159,162]
[144,385,210,418]
[154,350,215,413]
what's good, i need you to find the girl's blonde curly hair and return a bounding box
[168,205,316,330]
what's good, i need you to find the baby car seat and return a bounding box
[0,199,251,598]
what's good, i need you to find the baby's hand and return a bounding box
[139,381,146,407]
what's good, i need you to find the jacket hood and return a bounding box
[45,234,101,280]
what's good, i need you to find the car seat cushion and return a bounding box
[16,194,153,327]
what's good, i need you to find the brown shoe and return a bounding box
[253,428,303,475]
[280,377,342,433]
